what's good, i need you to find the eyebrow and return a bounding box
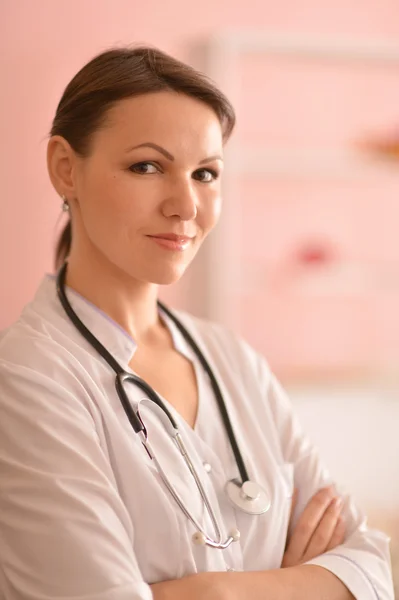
[125,142,223,164]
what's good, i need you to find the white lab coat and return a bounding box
[0,275,394,599]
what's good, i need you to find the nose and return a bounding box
[161,176,198,221]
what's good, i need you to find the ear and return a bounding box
[47,135,78,199]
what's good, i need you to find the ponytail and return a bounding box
[55,221,72,270]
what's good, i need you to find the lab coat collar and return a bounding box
[34,275,138,366]
[33,275,192,368]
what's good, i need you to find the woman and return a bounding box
[0,47,393,600]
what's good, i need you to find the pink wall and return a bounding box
[227,50,399,377]
[1,0,399,330]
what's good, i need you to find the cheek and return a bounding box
[85,183,124,233]
[76,173,133,253]
[81,170,144,229]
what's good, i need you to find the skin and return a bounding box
[47,90,352,599]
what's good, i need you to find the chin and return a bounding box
[151,268,187,286]
[134,262,189,286]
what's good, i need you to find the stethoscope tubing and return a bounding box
[56,262,249,483]
[56,262,275,549]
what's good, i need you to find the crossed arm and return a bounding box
[151,486,354,600]
[151,566,354,600]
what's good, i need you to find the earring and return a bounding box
[61,194,69,212]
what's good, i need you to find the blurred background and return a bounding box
[1,0,399,592]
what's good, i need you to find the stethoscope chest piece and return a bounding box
[225,480,271,515]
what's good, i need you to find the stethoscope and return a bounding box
[56,262,271,550]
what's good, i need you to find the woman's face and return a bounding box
[71,91,224,285]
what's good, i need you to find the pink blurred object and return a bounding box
[295,242,336,266]
[357,126,399,161]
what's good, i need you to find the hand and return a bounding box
[282,485,346,567]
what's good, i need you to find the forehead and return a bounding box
[93,91,223,153]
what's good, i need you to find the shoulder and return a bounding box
[0,295,96,420]
[0,274,95,374]
[0,304,79,375]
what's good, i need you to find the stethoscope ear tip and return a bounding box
[192,527,241,548]
[192,531,207,545]
[229,528,241,542]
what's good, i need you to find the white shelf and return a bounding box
[229,147,399,180]
[207,31,399,63]
[237,261,399,296]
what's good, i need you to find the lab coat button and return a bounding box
[203,462,212,473]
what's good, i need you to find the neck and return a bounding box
[64,251,162,344]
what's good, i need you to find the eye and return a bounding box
[129,162,159,174]
[193,168,219,183]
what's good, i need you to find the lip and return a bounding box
[147,233,195,251]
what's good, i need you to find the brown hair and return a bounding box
[51,46,236,269]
